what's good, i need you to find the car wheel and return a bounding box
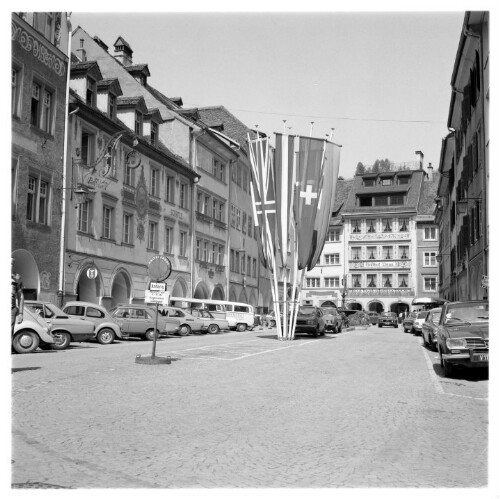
[97,328,115,345]
[270,320,276,327]
[145,328,159,341]
[236,323,247,332]
[338,325,342,333]
[179,324,191,336]
[443,359,454,377]
[378,324,382,328]
[312,327,319,338]
[208,324,220,334]
[12,331,40,354]
[52,331,71,350]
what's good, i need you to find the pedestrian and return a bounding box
[398,312,403,324]
[11,258,24,335]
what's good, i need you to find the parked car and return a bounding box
[421,307,442,350]
[25,300,95,350]
[322,307,343,333]
[436,300,489,377]
[368,312,380,325]
[378,312,398,328]
[294,306,326,337]
[188,309,230,334]
[110,304,180,340]
[411,311,429,335]
[12,306,56,354]
[62,301,127,344]
[158,306,205,335]
[403,312,418,333]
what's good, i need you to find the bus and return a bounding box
[169,297,255,332]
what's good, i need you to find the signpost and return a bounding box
[136,256,172,365]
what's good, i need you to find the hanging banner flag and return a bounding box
[294,136,326,270]
[274,133,295,266]
[307,141,341,270]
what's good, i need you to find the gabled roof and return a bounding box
[145,84,182,111]
[113,36,132,51]
[126,64,151,77]
[417,175,440,218]
[144,108,162,122]
[330,178,354,224]
[97,78,123,96]
[117,95,148,114]
[71,61,103,81]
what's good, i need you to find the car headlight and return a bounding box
[446,338,468,349]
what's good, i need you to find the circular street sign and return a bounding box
[86,267,98,280]
[148,255,172,282]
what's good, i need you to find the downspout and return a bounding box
[226,160,234,300]
[57,14,72,307]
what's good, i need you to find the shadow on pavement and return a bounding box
[432,363,489,381]
[12,366,41,373]
[256,334,335,341]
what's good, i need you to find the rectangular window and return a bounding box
[351,247,361,260]
[424,252,437,266]
[326,229,340,242]
[242,212,247,234]
[108,94,116,119]
[366,219,376,233]
[367,246,377,259]
[30,82,41,126]
[179,183,188,209]
[179,231,187,257]
[383,246,393,259]
[218,201,225,222]
[398,274,409,288]
[352,219,361,233]
[212,158,225,182]
[252,258,257,278]
[230,249,235,271]
[399,218,409,231]
[78,200,91,233]
[123,213,133,244]
[196,192,203,213]
[236,208,241,230]
[164,226,173,253]
[367,274,377,287]
[398,176,410,185]
[306,278,320,288]
[325,253,340,265]
[203,241,208,261]
[363,178,375,187]
[41,89,53,133]
[374,195,388,206]
[352,274,362,287]
[241,254,246,274]
[165,176,174,203]
[390,194,404,205]
[26,176,49,224]
[219,245,225,266]
[196,239,201,260]
[248,215,252,235]
[150,122,158,146]
[102,206,114,239]
[382,218,393,232]
[204,195,210,216]
[382,274,393,288]
[399,245,409,259]
[211,244,217,264]
[424,277,437,292]
[424,227,437,240]
[26,176,37,221]
[325,277,340,287]
[150,168,160,197]
[34,12,54,41]
[12,67,21,117]
[12,158,18,216]
[135,111,143,135]
[148,221,158,250]
[381,178,392,186]
[231,205,236,227]
[81,131,95,167]
[86,77,96,106]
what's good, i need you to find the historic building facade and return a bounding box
[11,12,71,302]
[435,11,489,302]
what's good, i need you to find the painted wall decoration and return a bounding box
[40,270,51,290]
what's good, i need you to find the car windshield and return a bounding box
[417,311,428,319]
[298,307,316,316]
[445,303,489,324]
[322,308,337,315]
[381,312,396,317]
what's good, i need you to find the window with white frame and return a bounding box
[424,252,437,266]
[148,221,158,250]
[218,245,224,266]
[165,176,174,203]
[77,200,92,233]
[231,205,236,227]
[134,111,143,136]
[123,213,133,244]
[367,274,377,287]
[86,77,96,107]
[424,276,437,292]
[150,121,158,146]
[367,246,377,259]
[210,243,217,264]
[352,274,362,287]
[179,231,187,257]
[150,168,160,197]
[398,274,409,287]
[204,195,210,216]
[326,229,340,242]
[102,205,114,239]
[351,247,361,260]
[12,66,22,117]
[236,208,241,230]
[203,241,208,261]
[26,176,49,224]
[424,227,437,240]
[382,218,393,232]
[382,274,393,288]
[33,12,54,41]
[196,239,201,260]
[196,192,203,213]
[164,226,173,253]
[399,245,409,259]
[325,277,340,287]
[399,217,409,231]
[242,212,247,234]
[366,219,376,233]
[306,278,320,288]
[383,246,393,259]
[252,258,257,278]
[179,182,188,209]
[352,219,361,233]
[381,177,392,186]
[212,158,225,182]
[81,131,95,167]
[108,93,116,120]
[325,253,340,265]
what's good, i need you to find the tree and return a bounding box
[355,162,365,175]
[372,160,380,173]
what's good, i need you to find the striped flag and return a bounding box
[274,133,295,266]
[307,141,341,270]
[294,136,326,270]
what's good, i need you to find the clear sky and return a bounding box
[71,8,465,178]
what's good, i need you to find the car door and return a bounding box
[112,308,131,334]
[84,305,107,328]
[128,308,151,334]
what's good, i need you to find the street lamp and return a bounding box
[436,253,450,264]
[457,197,482,215]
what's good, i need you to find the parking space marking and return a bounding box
[420,341,488,401]
[157,337,317,361]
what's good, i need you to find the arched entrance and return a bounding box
[110,271,131,308]
[320,300,337,308]
[212,285,225,300]
[76,267,101,303]
[229,287,238,302]
[238,289,248,303]
[12,249,39,299]
[194,281,210,299]
[349,302,362,311]
[368,300,384,313]
[171,277,187,298]
[390,301,409,317]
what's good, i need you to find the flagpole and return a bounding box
[283,120,287,134]
[310,121,314,137]
[329,128,335,141]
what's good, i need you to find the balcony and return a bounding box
[350,231,411,242]
[348,288,414,297]
[349,259,411,270]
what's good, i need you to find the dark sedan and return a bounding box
[378,312,398,328]
[436,301,488,377]
[294,306,326,337]
[421,307,442,350]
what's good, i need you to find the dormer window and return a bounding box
[33,12,54,42]
[86,77,96,106]
[135,111,143,135]
[381,177,392,186]
[150,122,158,146]
[108,94,116,120]
[398,176,410,185]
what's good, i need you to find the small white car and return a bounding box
[411,310,429,335]
[188,309,230,334]
[12,306,56,354]
[158,306,205,335]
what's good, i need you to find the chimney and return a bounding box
[76,38,86,62]
[113,37,133,66]
[427,163,434,181]
[415,150,424,170]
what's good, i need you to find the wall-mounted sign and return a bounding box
[86,268,98,280]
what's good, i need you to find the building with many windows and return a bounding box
[12,12,71,302]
